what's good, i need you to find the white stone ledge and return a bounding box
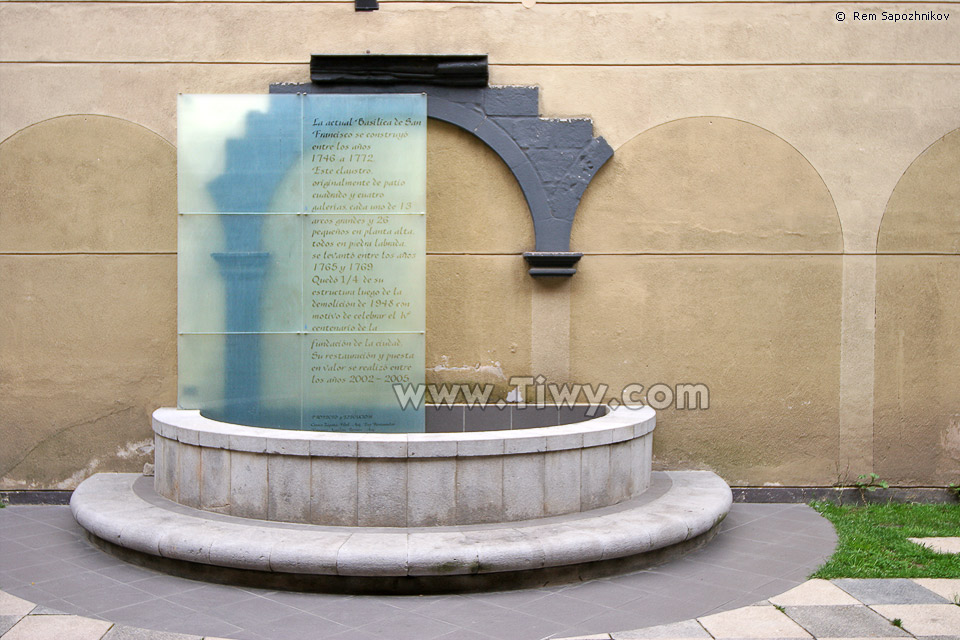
[152,406,655,526]
[71,471,731,580]
[152,406,655,458]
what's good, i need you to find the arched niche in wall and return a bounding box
[424,119,537,391]
[874,127,960,484]
[273,80,614,275]
[569,116,844,486]
[0,115,177,489]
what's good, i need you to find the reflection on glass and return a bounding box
[179,214,302,333]
[303,214,425,333]
[178,94,301,213]
[178,333,302,429]
[178,94,425,432]
[303,94,426,214]
[303,332,424,433]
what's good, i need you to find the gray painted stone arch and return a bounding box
[271,82,614,276]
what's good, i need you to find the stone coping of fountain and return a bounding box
[152,405,655,457]
[70,470,732,593]
[151,406,657,527]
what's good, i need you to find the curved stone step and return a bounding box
[71,470,731,593]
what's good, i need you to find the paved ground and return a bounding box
[0,502,839,640]
[571,578,960,640]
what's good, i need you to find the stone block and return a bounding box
[229,451,268,520]
[265,436,310,456]
[157,521,211,565]
[544,449,581,515]
[580,445,611,510]
[608,440,634,503]
[311,456,358,526]
[545,430,584,451]
[358,459,407,527]
[268,532,346,575]
[407,458,457,526]
[208,530,272,571]
[631,435,652,494]
[309,435,357,458]
[536,523,604,567]
[337,533,408,576]
[197,428,230,450]
[267,454,311,523]
[229,433,267,454]
[504,434,547,454]
[502,454,545,521]
[357,437,407,458]
[154,435,178,501]
[455,456,503,524]
[176,425,200,446]
[408,435,458,458]
[457,434,504,457]
[177,443,202,508]
[200,446,231,513]
[475,529,545,573]
[407,531,479,576]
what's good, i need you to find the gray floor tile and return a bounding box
[162,584,260,612]
[0,503,838,640]
[355,609,462,639]
[162,611,248,638]
[324,628,386,640]
[561,580,654,609]
[237,611,349,639]
[834,578,951,605]
[32,570,124,598]
[127,574,206,598]
[102,623,204,640]
[518,592,618,625]
[0,614,21,636]
[784,604,911,637]
[63,583,157,613]
[303,597,405,628]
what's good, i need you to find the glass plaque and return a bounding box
[177,94,426,432]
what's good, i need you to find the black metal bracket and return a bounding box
[311,55,487,87]
[523,252,583,277]
[354,0,379,11]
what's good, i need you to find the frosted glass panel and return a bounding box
[303,333,424,432]
[303,214,425,333]
[178,93,425,432]
[179,214,302,333]
[178,333,302,429]
[304,94,426,214]
[178,94,301,213]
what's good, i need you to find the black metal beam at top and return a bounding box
[310,55,489,87]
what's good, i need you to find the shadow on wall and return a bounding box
[570,116,845,486]
[875,127,960,485]
[4,113,958,488]
[0,115,177,489]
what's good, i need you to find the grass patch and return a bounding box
[811,501,960,579]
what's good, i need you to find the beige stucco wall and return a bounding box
[1,0,959,488]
